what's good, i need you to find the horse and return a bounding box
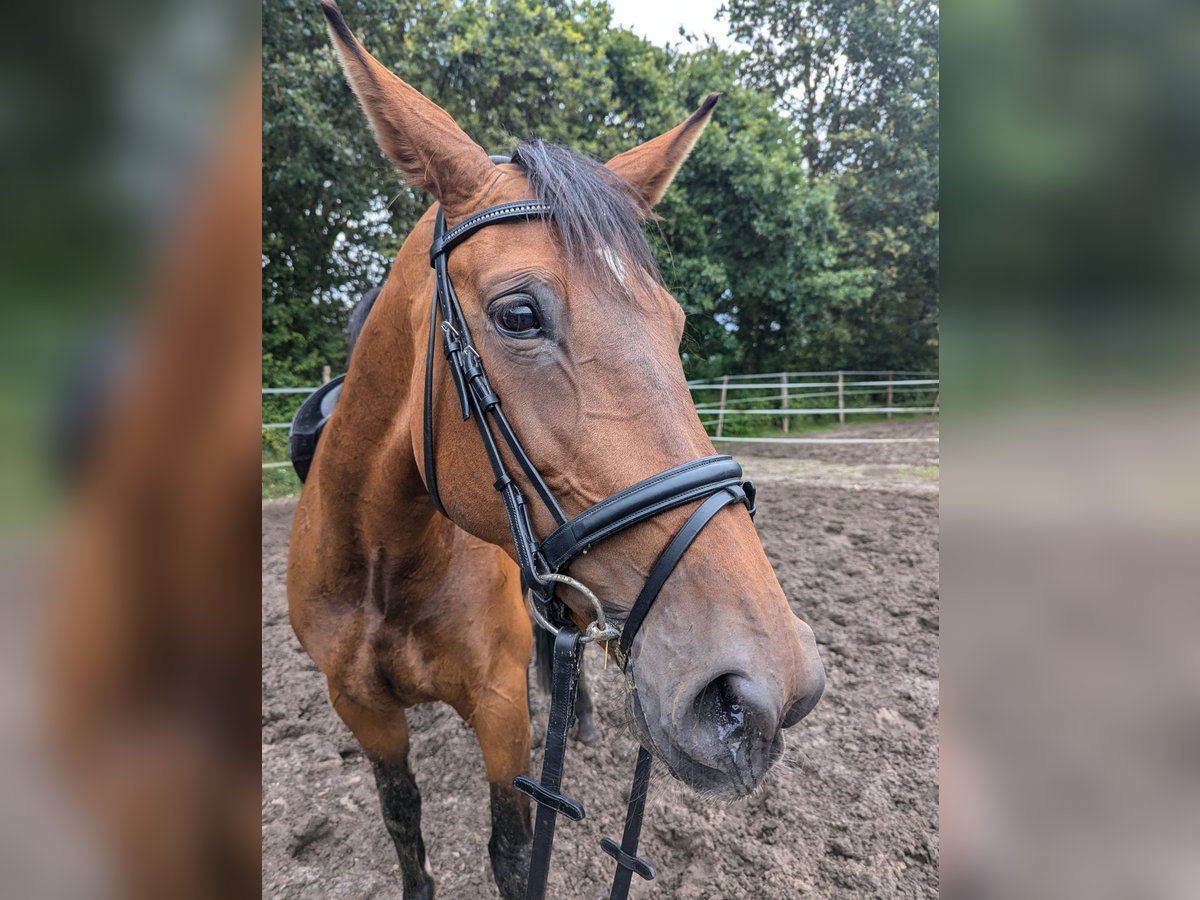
[288,4,826,898]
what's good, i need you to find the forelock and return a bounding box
[510,140,661,294]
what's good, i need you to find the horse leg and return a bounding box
[330,688,434,900]
[468,672,534,900]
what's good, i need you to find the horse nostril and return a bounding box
[782,667,825,728]
[692,673,779,743]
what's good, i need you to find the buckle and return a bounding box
[440,320,462,355]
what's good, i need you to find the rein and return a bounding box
[422,186,756,900]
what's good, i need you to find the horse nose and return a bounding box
[782,663,825,727]
[780,618,826,728]
[690,672,781,753]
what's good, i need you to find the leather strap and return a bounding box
[601,745,656,898]
[429,200,553,264]
[424,204,566,530]
[539,456,745,572]
[617,484,753,658]
[422,282,448,516]
[514,627,586,900]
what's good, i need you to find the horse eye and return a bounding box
[493,302,541,337]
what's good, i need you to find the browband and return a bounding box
[429,200,554,264]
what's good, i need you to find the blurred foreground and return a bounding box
[0,1,259,897]
[941,0,1200,895]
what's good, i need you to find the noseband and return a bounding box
[422,183,756,899]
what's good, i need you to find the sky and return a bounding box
[604,0,733,48]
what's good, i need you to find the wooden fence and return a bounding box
[263,370,939,468]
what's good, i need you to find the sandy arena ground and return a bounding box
[262,420,939,898]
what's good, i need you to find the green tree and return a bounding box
[650,45,874,377]
[721,0,940,371]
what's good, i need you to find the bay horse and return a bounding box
[288,3,825,897]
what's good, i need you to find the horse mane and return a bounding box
[346,283,383,363]
[511,140,662,294]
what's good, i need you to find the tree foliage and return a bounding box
[262,0,939,385]
[722,0,940,371]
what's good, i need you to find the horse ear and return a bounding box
[320,1,493,213]
[605,94,719,211]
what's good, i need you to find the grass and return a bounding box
[261,394,304,499]
[262,465,302,500]
[909,465,940,480]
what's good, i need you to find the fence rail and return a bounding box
[263,370,938,469]
[686,378,938,390]
[709,436,940,445]
[687,370,934,383]
[696,407,939,416]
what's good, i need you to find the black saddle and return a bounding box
[288,374,345,482]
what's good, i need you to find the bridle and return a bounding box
[422,165,757,899]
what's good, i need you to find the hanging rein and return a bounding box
[291,179,757,899]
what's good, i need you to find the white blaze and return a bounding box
[599,246,627,285]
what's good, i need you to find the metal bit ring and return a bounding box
[525,573,620,644]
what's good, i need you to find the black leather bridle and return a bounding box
[422,178,757,899]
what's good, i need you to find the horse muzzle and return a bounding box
[630,672,797,799]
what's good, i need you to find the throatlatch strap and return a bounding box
[513,627,586,900]
[601,746,657,898]
[618,485,752,658]
[422,272,447,516]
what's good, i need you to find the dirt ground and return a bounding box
[262,420,939,898]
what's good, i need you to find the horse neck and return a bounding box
[314,259,450,567]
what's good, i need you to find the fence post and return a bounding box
[780,373,789,434]
[322,365,332,384]
[837,370,845,424]
[886,371,893,420]
[715,374,729,438]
